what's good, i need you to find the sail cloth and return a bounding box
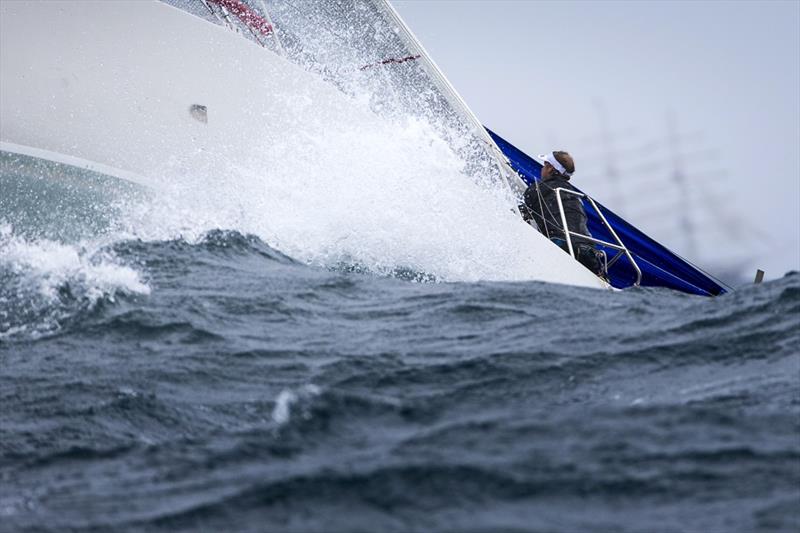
[488,128,731,296]
[262,0,523,200]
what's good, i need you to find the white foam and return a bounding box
[117,103,587,284]
[271,384,321,425]
[0,226,149,300]
[271,390,296,425]
[0,223,150,339]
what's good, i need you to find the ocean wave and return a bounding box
[1,229,796,533]
[0,224,149,341]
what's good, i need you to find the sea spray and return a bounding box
[114,108,590,283]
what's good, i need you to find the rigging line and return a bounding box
[535,180,550,239]
[199,0,221,20]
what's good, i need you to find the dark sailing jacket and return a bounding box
[523,176,592,245]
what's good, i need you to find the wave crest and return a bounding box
[0,223,149,341]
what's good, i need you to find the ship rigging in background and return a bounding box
[556,104,767,287]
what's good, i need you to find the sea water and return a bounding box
[1,224,798,531]
[1,70,798,533]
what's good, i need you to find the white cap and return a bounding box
[538,152,572,177]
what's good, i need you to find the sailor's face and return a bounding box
[541,163,553,179]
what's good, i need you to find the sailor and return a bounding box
[521,151,605,277]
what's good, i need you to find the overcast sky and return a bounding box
[393,0,800,281]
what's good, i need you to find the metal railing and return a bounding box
[554,187,642,286]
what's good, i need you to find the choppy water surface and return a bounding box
[1,227,798,532]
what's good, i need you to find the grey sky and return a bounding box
[393,0,800,281]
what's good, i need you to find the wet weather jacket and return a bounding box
[523,176,592,245]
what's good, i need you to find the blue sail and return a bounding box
[487,128,731,296]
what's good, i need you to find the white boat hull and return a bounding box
[0,0,608,289]
[0,0,363,187]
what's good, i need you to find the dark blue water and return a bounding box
[1,229,798,532]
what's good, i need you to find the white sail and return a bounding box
[375,1,527,196]
[261,0,526,202]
